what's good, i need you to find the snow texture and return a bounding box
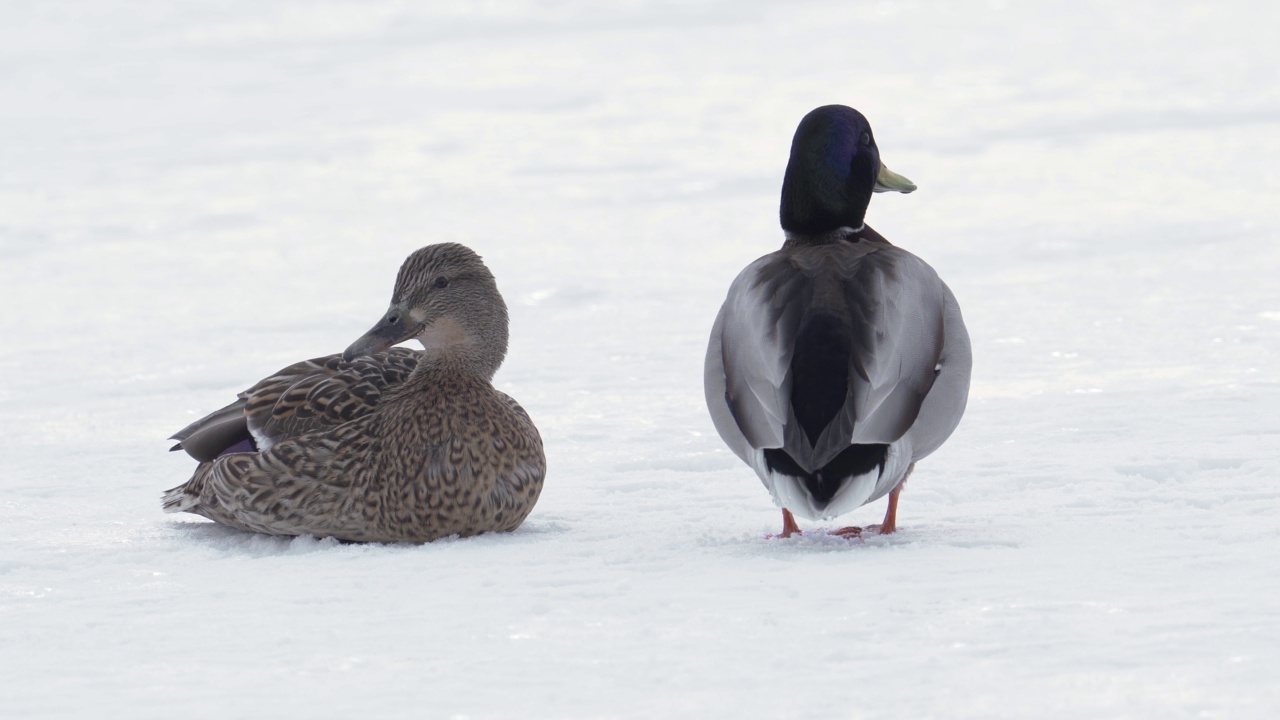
[2,1,1278,718]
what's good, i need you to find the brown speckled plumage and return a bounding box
[163,243,546,542]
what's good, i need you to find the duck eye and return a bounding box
[386,314,399,325]
[434,276,449,289]
[860,131,871,146]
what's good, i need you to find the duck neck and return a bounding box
[782,224,864,248]
[408,351,493,385]
[409,316,507,382]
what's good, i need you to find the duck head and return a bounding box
[342,243,509,379]
[779,105,916,237]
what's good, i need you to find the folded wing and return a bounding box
[170,347,420,461]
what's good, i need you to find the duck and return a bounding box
[162,243,546,543]
[703,105,971,538]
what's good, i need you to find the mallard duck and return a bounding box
[163,243,546,543]
[704,105,971,538]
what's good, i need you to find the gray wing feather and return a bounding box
[715,254,798,452]
[840,248,945,445]
[905,281,971,459]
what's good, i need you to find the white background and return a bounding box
[2,1,1277,717]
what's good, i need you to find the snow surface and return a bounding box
[2,1,1279,717]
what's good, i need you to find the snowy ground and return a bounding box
[3,1,1279,717]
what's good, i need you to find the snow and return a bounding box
[2,0,1278,717]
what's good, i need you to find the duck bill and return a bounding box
[342,304,417,361]
[873,162,917,193]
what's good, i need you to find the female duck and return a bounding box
[164,243,545,542]
[704,105,971,537]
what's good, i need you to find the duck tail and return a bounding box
[161,483,199,513]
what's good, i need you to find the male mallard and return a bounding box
[163,243,546,542]
[704,105,971,538]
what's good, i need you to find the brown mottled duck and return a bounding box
[163,243,545,542]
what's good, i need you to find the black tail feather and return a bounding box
[764,444,888,506]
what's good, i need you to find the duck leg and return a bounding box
[872,462,913,534]
[770,508,803,538]
[869,482,902,535]
[831,462,914,537]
